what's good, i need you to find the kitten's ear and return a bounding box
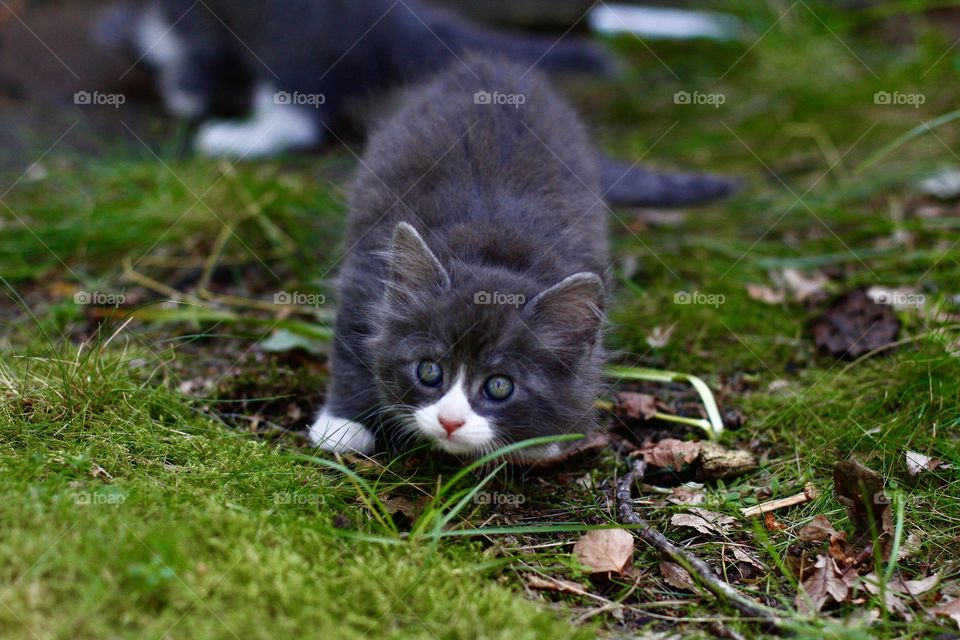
[525,273,604,353]
[387,222,450,296]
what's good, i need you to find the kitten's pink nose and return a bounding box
[438,416,465,435]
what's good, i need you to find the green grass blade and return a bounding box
[857,109,960,172]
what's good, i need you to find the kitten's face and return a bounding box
[367,223,604,458]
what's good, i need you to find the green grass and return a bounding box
[0,350,593,639]
[2,1,960,638]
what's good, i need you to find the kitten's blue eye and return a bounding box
[484,375,514,401]
[416,360,443,387]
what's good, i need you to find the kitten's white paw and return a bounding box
[309,410,375,454]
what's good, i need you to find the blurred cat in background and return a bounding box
[108,0,737,207]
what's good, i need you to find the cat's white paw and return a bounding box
[309,411,375,454]
[195,84,320,158]
[195,120,280,158]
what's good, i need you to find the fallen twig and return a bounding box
[615,460,787,633]
[740,483,820,518]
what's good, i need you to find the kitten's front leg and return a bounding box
[309,327,379,454]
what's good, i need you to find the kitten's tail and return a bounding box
[599,156,741,207]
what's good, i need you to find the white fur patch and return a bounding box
[413,375,494,455]
[195,84,320,157]
[309,410,376,454]
[135,7,182,67]
[135,8,205,118]
[166,89,205,118]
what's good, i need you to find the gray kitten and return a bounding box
[312,56,607,459]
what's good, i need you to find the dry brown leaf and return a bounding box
[696,441,758,480]
[795,555,851,613]
[646,324,676,349]
[525,574,591,597]
[667,485,706,505]
[380,495,422,520]
[616,392,659,420]
[898,531,922,561]
[779,268,830,302]
[767,379,790,392]
[812,290,900,359]
[931,598,960,629]
[660,562,697,591]
[899,574,939,596]
[862,572,940,600]
[641,438,701,471]
[861,573,914,621]
[573,528,634,575]
[690,508,736,527]
[526,429,611,469]
[828,533,855,566]
[905,450,944,477]
[671,508,735,536]
[89,462,113,482]
[798,514,840,542]
[949,337,960,358]
[730,546,765,571]
[763,512,785,531]
[833,457,892,545]
[747,283,786,305]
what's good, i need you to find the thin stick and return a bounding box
[740,483,820,518]
[615,460,786,632]
[121,259,192,302]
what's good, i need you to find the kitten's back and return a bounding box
[348,55,607,284]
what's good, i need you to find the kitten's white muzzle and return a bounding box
[412,376,494,454]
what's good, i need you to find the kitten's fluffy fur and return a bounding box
[122,0,737,207]
[311,56,608,457]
